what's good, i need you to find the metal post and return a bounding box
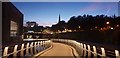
[20,44,24,56]
[93,46,97,58]
[115,50,120,58]
[34,42,37,54]
[3,47,9,58]
[101,48,106,58]
[37,42,40,52]
[26,43,29,56]
[87,45,91,57]
[80,43,83,56]
[13,45,18,58]
[30,42,33,55]
[83,44,87,56]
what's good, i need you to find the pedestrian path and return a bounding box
[37,43,78,58]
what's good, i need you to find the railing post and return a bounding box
[87,45,91,57]
[80,43,83,56]
[101,47,106,58]
[93,46,97,58]
[13,45,18,58]
[43,41,45,49]
[30,42,33,55]
[83,44,87,56]
[3,47,9,58]
[115,50,120,58]
[37,42,40,52]
[34,42,37,54]
[39,41,42,51]
[20,44,24,56]
[42,41,44,49]
[26,43,30,56]
[44,41,46,49]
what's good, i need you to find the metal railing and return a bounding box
[51,39,120,58]
[1,39,120,58]
[2,39,52,58]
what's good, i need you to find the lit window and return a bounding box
[10,21,18,37]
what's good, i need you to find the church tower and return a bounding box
[58,14,61,23]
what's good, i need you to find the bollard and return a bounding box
[34,42,37,54]
[93,46,97,57]
[115,50,120,58]
[20,44,24,56]
[30,42,33,55]
[3,47,9,58]
[26,43,29,56]
[13,45,18,57]
[83,44,87,56]
[87,45,91,57]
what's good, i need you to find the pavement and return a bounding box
[37,43,78,58]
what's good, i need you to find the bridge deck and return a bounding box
[37,43,78,58]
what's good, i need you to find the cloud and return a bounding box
[37,21,57,27]
[106,8,111,15]
[70,3,102,16]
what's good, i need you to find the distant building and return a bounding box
[26,21,38,27]
[2,2,23,45]
[51,14,66,31]
[24,21,43,32]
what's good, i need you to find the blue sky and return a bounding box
[12,2,118,27]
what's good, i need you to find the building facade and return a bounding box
[2,2,23,45]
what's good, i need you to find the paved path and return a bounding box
[37,43,77,58]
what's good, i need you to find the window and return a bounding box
[10,21,18,37]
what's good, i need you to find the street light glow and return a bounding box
[78,26,81,28]
[106,22,110,24]
[111,27,113,29]
[117,25,119,27]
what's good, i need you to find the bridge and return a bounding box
[1,39,120,58]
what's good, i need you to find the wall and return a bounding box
[54,30,120,45]
[2,2,23,46]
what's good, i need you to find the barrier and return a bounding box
[2,39,119,58]
[2,40,52,58]
[51,39,120,58]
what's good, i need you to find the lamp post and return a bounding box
[106,21,110,29]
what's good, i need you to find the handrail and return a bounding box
[2,39,119,58]
[2,39,52,58]
[51,39,120,58]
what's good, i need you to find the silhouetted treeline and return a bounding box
[52,14,120,31]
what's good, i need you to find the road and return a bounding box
[37,43,78,58]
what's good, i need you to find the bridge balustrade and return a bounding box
[1,39,120,58]
[51,39,120,58]
[2,40,52,58]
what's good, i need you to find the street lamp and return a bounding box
[111,27,113,30]
[117,25,119,27]
[106,22,110,25]
[78,26,81,28]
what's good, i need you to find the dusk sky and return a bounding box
[12,2,118,27]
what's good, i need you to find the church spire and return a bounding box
[59,14,60,22]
